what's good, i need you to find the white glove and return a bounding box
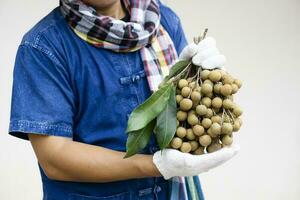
[153,144,239,180]
[179,37,226,70]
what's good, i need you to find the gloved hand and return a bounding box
[153,144,239,180]
[179,37,226,70]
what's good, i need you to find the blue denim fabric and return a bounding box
[9,2,200,200]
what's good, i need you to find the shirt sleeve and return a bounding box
[9,43,76,140]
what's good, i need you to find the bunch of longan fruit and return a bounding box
[169,69,243,154]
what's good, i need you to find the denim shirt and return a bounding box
[9,2,189,200]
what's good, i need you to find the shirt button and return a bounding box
[154,185,162,193]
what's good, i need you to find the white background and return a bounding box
[1,0,300,199]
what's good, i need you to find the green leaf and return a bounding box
[154,85,177,149]
[124,120,156,158]
[126,83,172,133]
[162,60,190,83]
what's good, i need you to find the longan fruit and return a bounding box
[196,105,207,116]
[220,84,232,96]
[204,79,214,86]
[193,147,204,155]
[188,110,196,116]
[171,137,182,149]
[233,121,241,132]
[207,127,218,138]
[176,95,183,104]
[222,135,233,146]
[201,70,210,80]
[221,123,233,135]
[192,124,205,136]
[190,141,199,151]
[210,122,222,135]
[234,79,242,89]
[199,135,212,147]
[189,81,197,89]
[181,86,191,97]
[177,110,187,121]
[222,75,234,84]
[223,99,234,109]
[202,118,212,129]
[209,70,222,82]
[187,114,199,126]
[194,85,201,92]
[211,115,222,124]
[205,92,214,98]
[176,120,179,127]
[233,106,243,117]
[180,142,192,153]
[201,97,212,108]
[191,91,201,102]
[231,84,239,94]
[212,97,223,109]
[176,127,187,138]
[236,117,243,126]
[207,142,222,153]
[205,108,213,118]
[180,98,193,111]
[187,77,193,82]
[228,95,234,101]
[178,79,188,89]
[201,83,213,95]
[213,83,223,94]
[186,129,196,140]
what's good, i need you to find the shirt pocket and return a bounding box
[68,191,131,200]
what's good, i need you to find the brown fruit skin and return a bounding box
[180,142,192,153]
[222,135,233,146]
[231,84,239,94]
[201,97,212,108]
[212,97,223,109]
[193,125,205,136]
[205,108,213,118]
[186,129,196,140]
[222,75,234,84]
[201,70,210,80]
[190,141,199,151]
[233,121,241,132]
[220,84,232,96]
[233,106,243,117]
[204,79,214,87]
[201,83,213,95]
[223,99,234,109]
[202,118,212,129]
[187,114,199,126]
[196,105,207,116]
[234,79,242,89]
[211,115,222,124]
[211,122,222,135]
[199,135,212,147]
[222,123,233,135]
[207,142,222,153]
[171,137,183,149]
[178,79,189,89]
[181,86,191,97]
[191,91,201,102]
[176,127,187,138]
[214,83,223,94]
[176,95,183,104]
[209,70,222,82]
[193,147,205,155]
[180,98,193,111]
[177,111,187,121]
[189,81,197,89]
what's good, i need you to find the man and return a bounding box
[9,0,238,199]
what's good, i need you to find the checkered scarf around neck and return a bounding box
[60,0,178,92]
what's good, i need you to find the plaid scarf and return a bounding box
[60,0,204,199]
[60,0,177,92]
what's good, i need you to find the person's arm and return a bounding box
[28,134,161,183]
